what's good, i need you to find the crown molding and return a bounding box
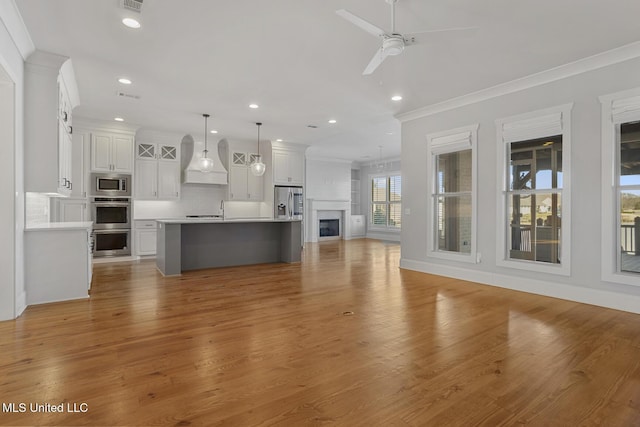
[305,156,353,164]
[397,40,640,123]
[136,128,189,143]
[0,0,35,60]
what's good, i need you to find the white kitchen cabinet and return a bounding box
[134,142,180,200]
[91,132,134,173]
[272,148,305,186]
[218,140,264,201]
[228,151,263,201]
[57,198,88,222]
[24,50,79,196]
[351,215,366,238]
[134,220,157,256]
[71,131,89,198]
[25,224,93,305]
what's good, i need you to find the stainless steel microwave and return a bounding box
[91,173,131,196]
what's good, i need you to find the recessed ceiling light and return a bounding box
[391,95,403,101]
[122,18,141,29]
[249,103,259,109]
[386,132,394,135]
[210,130,218,134]
[118,78,132,85]
[328,119,337,124]
[114,117,124,122]
[276,139,283,142]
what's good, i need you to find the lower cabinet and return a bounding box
[25,226,92,305]
[134,220,158,256]
[351,215,366,238]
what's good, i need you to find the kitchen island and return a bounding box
[156,218,302,276]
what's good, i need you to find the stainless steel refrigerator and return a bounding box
[274,186,303,220]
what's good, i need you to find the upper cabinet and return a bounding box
[134,141,180,200]
[220,140,264,201]
[91,132,134,173]
[24,50,80,196]
[271,143,306,186]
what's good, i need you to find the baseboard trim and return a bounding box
[399,258,640,314]
[15,290,26,317]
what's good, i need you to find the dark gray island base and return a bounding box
[156,219,302,276]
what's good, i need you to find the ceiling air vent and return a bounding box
[116,91,141,100]
[119,0,143,13]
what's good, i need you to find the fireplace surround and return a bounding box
[308,199,351,243]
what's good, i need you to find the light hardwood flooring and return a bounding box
[1,239,639,426]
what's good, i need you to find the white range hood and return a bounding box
[181,135,228,185]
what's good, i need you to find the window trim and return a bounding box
[368,171,402,231]
[426,124,478,263]
[600,88,640,287]
[495,103,573,275]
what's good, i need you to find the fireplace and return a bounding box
[317,210,343,241]
[319,219,340,238]
[308,199,351,243]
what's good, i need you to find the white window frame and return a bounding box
[496,103,573,275]
[600,87,640,287]
[426,124,478,263]
[368,172,402,230]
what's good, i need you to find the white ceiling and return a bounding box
[14,0,640,162]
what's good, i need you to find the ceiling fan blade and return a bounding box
[363,48,389,75]
[336,9,386,38]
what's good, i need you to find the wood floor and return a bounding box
[1,239,639,426]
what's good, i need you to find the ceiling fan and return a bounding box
[337,0,475,75]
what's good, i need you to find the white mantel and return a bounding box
[307,199,351,243]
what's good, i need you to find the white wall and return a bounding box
[305,158,351,200]
[0,0,33,320]
[400,55,640,314]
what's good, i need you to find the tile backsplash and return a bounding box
[25,192,50,226]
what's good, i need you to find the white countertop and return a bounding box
[25,221,93,231]
[156,217,301,224]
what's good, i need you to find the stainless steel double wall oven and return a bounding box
[90,173,132,257]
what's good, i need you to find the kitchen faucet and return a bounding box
[219,199,225,219]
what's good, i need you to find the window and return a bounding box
[496,104,572,275]
[427,124,478,262]
[370,174,401,228]
[508,135,562,263]
[618,122,640,274]
[600,89,640,286]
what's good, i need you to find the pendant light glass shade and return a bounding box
[199,155,214,173]
[200,113,214,173]
[250,122,266,177]
[250,155,266,176]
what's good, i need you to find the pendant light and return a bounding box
[250,122,266,176]
[199,113,214,173]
